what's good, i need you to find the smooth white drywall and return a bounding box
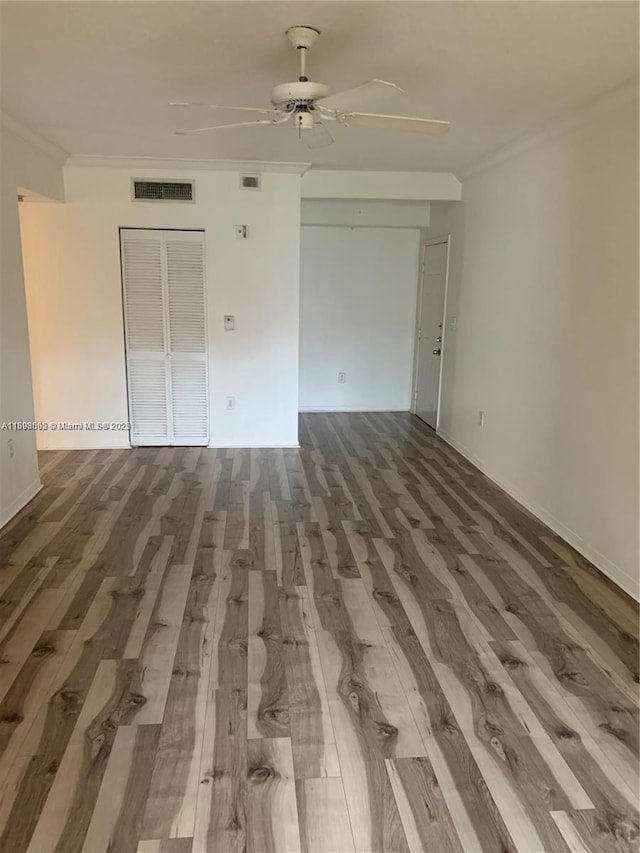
[302,170,461,200]
[300,226,420,412]
[421,202,454,241]
[0,121,65,528]
[439,94,639,598]
[301,199,430,228]
[19,166,301,449]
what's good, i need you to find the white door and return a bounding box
[414,239,449,429]
[121,229,208,446]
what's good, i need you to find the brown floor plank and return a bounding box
[247,737,301,853]
[81,723,161,853]
[192,687,248,853]
[137,840,193,853]
[279,583,341,780]
[23,658,150,853]
[0,629,75,783]
[386,756,464,853]
[247,571,290,739]
[0,414,635,853]
[140,514,223,840]
[296,777,355,853]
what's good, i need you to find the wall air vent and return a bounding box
[131,179,195,203]
[240,174,261,191]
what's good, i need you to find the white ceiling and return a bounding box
[1,1,637,172]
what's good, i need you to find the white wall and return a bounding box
[421,201,455,242]
[19,165,302,449]
[302,199,430,228]
[0,119,65,528]
[300,226,420,411]
[302,170,461,201]
[439,93,639,598]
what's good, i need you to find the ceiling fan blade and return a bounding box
[315,80,403,115]
[175,118,285,135]
[170,101,278,115]
[303,120,334,149]
[338,112,450,135]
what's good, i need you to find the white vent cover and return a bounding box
[240,173,261,191]
[132,179,195,202]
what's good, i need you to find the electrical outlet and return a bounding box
[226,396,235,410]
[7,438,14,459]
[338,372,346,384]
[478,410,485,427]
[449,316,457,331]
[224,315,235,331]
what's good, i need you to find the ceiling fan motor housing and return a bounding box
[270,80,333,112]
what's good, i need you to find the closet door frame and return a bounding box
[119,227,209,447]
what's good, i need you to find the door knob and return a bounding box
[436,336,442,342]
[432,348,441,356]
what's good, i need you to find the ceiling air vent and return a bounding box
[240,174,261,191]
[131,179,195,203]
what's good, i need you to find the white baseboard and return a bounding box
[299,407,410,413]
[207,442,300,449]
[0,479,43,531]
[38,440,131,451]
[437,428,639,602]
[39,439,302,451]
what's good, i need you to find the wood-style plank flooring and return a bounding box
[0,412,638,853]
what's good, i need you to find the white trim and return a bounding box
[0,479,43,531]
[1,111,68,164]
[65,155,311,175]
[208,442,300,449]
[436,236,452,432]
[437,427,640,602]
[411,243,427,415]
[299,407,410,413]
[37,441,130,450]
[411,236,451,429]
[423,237,450,246]
[458,80,639,181]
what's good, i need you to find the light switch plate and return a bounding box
[224,315,235,331]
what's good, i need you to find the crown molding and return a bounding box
[1,111,68,164]
[458,79,639,182]
[65,155,312,175]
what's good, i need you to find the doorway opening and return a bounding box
[412,236,450,430]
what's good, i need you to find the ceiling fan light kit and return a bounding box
[172,25,450,147]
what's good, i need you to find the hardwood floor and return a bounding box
[0,412,637,852]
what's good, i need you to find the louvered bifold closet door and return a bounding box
[121,230,170,445]
[166,232,209,445]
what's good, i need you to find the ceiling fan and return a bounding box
[170,26,450,148]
